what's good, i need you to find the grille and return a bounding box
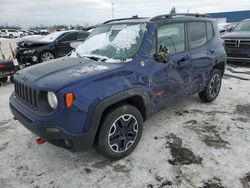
[240,40,250,47]
[14,80,38,110]
[225,39,236,47]
[227,53,249,58]
[225,39,250,48]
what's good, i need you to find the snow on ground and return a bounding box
[0,38,250,188]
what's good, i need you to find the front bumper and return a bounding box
[9,98,94,151]
[225,47,250,63]
[16,49,38,65]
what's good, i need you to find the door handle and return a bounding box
[176,55,190,65]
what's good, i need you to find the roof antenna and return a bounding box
[187,8,190,13]
[170,7,176,15]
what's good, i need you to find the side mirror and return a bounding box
[227,25,234,32]
[154,44,169,63]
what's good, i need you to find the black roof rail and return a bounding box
[103,15,148,24]
[150,13,210,21]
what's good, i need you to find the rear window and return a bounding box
[188,22,207,49]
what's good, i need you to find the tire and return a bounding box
[39,51,55,62]
[20,34,23,38]
[199,69,222,103]
[9,34,13,38]
[0,76,8,83]
[97,104,143,160]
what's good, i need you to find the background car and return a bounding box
[222,19,250,63]
[0,29,23,38]
[15,30,89,65]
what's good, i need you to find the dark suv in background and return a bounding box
[222,19,250,63]
[15,30,89,65]
[10,13,226,160]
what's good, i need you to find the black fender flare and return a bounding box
[86,88,151,146]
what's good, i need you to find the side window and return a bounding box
[188,22,207,49]
[206,22,214,41]
[157,23,185,55]
[77,32,89,40]
[59,32,77,42]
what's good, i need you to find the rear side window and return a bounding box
[1,30,6,32]
[188,22,207,49]
[59,32,77,42]
[206,22,214,41]
[157,23,185,55]
[77,32,88,40]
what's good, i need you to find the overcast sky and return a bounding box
[0,0,249,28]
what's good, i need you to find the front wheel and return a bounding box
[97,105,143,160]
[199,69,222,102]
[39,51,55,62]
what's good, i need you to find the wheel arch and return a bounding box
[86,88,151,146]
[213,60,226,75]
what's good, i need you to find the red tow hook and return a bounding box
[13,116,17,120]
[36,138,45,145]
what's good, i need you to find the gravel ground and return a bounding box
[0,37,250,188]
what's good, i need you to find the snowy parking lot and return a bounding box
[0,37,250,188]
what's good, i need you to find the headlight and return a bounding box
[23,49,36,54]
[47,91,58,109]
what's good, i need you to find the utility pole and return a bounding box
[111,2,114,19]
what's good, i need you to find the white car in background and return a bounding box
[0,29,24,38]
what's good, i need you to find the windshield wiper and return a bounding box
[82,55,107,62]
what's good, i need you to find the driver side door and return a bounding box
[147,22,192,112]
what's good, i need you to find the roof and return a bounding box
[103,13,213,25]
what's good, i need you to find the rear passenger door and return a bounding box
[188,22,214,93]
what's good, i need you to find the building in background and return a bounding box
[209,10,250,23]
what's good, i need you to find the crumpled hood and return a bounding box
[222,31,250,39]
[16,40,51,48]
[14,57,124,91]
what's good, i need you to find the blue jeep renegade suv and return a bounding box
[9,13,227,160]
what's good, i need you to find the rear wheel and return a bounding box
[39,51,55,62]
[199,69,222,102]
[97,105,143,160]
[9,34,13,38]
